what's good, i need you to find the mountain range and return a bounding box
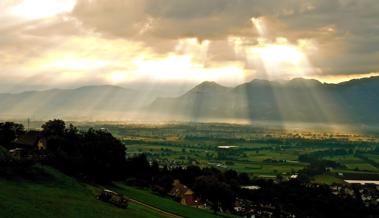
[148,77,379,124]
[1,77,379,124]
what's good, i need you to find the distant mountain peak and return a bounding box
[180,81,230,98]
[234,79,277,90]
[286,78,323,87]
[197,81,222,87]
[190,81,228,91]
[249,79,273,85]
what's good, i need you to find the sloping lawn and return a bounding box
[0,165,169,218]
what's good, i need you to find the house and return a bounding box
[8,131,46,160]
[169,180,189,201]
[181,189,195,205]
[9,148,28,160]
[169,180,201,207]
[11,130,46,151]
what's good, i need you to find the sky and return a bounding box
[0,0,378,93]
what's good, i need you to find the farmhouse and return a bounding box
[11,130,46,150]
[9,131,46,160]
[169,180,202,207]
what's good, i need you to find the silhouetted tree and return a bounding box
[193,175,235,214]
[80,128,126,180]
[0,122,25,147]
[42,121,126,182]
[125,154,150,181]
[238,172,251,185]
[41,119,66,137]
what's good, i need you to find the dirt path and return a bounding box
[128,198,184,218]
[96,185,184,218]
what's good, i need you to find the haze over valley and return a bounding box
[1,76,379,127]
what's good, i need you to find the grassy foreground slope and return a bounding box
[0,165,169,218]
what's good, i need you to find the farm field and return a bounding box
[87,123,379,180]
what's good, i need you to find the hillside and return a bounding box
[0,165,173,218]
[0,85,153,120]
[0,165,236,218]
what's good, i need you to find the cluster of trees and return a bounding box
[0,146,12,166]
[41,120,126,181]
[297,157,344,182]
[0,122,34,174]
[123,154,250,213]
[170,166,251,213]
[240,179,375,218]
[0,122,25,148]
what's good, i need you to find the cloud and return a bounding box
[0,0,378,92]
[69,0,379,75]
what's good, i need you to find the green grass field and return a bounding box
[326,155,379,172]
[0,165,174,218]
[0,165,238,218]
[311,175,346,185]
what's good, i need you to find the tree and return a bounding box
[42,119,66,136]
[41,121,127,182]
[0,122,25,147]
[155,174,174,194]
[0,145,12,164]
[81,128,126,180]
[193,176,235,214]
[238,172,251,185]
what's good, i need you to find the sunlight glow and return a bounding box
[228,17,318,79]
[250,41,310,76]
[110,71,129,84]
[255,44,304,65]
[14,36,245,85]
[132,54,245,83]
[9,0,76,19]
[251,17,266,35]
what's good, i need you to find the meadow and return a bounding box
[0,165,171,218]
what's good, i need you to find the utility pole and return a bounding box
[27,118,30,131]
